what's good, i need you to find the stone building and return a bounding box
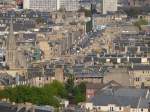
[128,64,150,88]
[6,18,17,69]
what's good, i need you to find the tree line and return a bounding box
[0,77,86,108]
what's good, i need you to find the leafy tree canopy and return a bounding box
[134,18,148,30]
[0,79,86,107]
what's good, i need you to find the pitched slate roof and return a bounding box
[129,65,150,71]
[90,88,150,108]
[0,102,17,112]
[91,94,139,107]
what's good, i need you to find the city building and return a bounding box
[102,0,118,14]
[138,14,150,24]
[27,75,54,87]
[37,34,51,60]
[16,0,23,9]
[23,0,58,12]
[69,65,107,84]
[128,0,150,7]
[81,87,150,112]
[74,72,103,84]
[128,64,150,88]
[55,67,64,83]
[85,80,122,100]
[59,0,80,11]
[23,0,80,12]
[93,13,127,30]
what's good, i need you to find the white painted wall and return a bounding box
[85,102,93,110]
[23,0,30,9]
[130,108,149,112]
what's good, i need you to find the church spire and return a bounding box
[6,17,17,69]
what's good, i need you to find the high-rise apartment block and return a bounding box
[128,0,150,7]
[59,0,79,11]
[23,0,58,12]
[102,0,118,14]
[23,0,80,12]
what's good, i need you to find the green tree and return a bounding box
[134,19,148,30]
[36,17,44,24]
[78,7,92,17]
[44,80,67,98]
[65,74,75,95]
[74,82,86,104]
[65,75,86,104]
[124,7,141,18]
[0,79,86,106]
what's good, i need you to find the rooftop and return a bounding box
[90,87,150,108]
[129,64,150,71]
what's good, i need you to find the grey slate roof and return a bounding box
[114,88,147,98]
[0,102,17,112]
[35,105,54,112]
[129,65,150,71]
[91,94,139,107]
[0,102,54,112]
[35,109,52,112]
[90,88,150,108]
